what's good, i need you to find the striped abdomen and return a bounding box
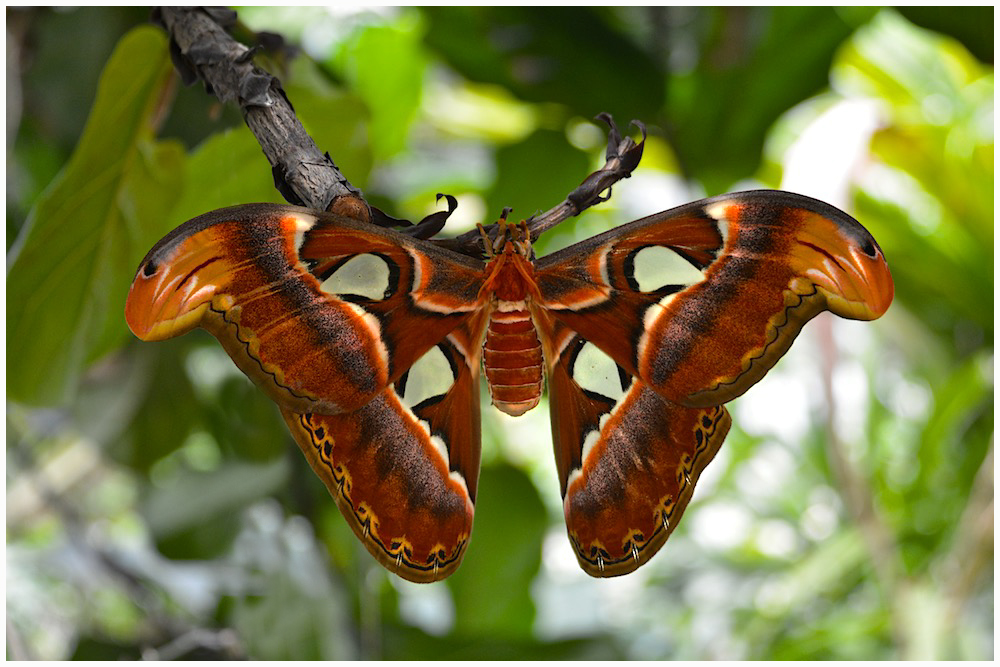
[483,300,543,416]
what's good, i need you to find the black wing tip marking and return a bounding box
[714,190,883,255]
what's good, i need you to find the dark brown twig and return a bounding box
[153,9,645,257]
[153,7,362,213]
[437,114,646,256]
[530,113,646,236]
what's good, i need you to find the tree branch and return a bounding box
[528,114,646,237]
[152,9,646,256]
[153,7,364,214]
[437,114,646,256]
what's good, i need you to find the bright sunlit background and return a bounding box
[7,6,993,660]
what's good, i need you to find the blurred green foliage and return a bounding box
[6,6,992,660]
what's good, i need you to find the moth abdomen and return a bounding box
[483,302,544,416]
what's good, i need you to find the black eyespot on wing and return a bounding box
[860,238,877,258]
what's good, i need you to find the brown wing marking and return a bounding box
[538,314,731,577]
[126,204,487,415]
[281,328,483,583]
[534,190,893,408]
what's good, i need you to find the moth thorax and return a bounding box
[483,300,544,417]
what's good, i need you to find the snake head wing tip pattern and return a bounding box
[126,189,892,581]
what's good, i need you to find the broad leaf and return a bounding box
[446,464,548,638]
[421,7,663,124]
[840,11,994,337]
[327,14,426,160]
[487,128,590,235]
[666,7,859,191]
[170,128,284,224]
[7,26,184,405]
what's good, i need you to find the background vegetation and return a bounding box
[7,6,993,660]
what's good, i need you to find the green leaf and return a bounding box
[896,7,993,64]
[328,12,427,160]
[897,357,992,565]
[120,338,203,474]
[486,128,590,230]
[841,11,994,339]
[421,7,663,124]
[7,26,184,406]
[446,463,548,638]
[666,7,856,191]
[285,57,374,190]
[143,458,289,545]
[170,128,284,224]
[207,376,290,463]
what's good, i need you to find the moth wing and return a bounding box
[125,204,487,415]
[535,314,730,577]
[282,315,488,583]
[534,190,894,407]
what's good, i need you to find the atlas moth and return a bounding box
[126,189,893,582]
